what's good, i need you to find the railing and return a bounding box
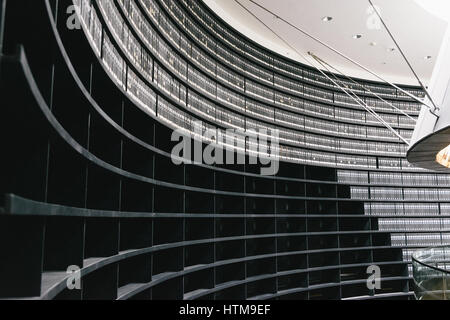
[412,246,450,300]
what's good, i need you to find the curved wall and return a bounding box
[0,0,448,300]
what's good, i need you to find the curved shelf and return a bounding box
[107,0,414,157]
[80,0,436,175]
[1,0,447,301]
[174,0,423,103]
[246,276,411,300]
[167,0,423,104]
[7,193,450,221]
[0,193,408,300]
[127,0,419,124]
[24,243,409,300]
[7,20,438,203]
[341,291,414,300]
[91,0,412,164]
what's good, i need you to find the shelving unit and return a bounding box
[0,0,448,300]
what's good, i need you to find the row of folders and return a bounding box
[164,0,424,101]
[364,203,450,216]
[351,187,450,201]
[338,170,450,185]
[77,0,423,170]
[101,0,416,157]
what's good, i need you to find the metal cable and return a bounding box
[246,0,437,114]
[368,0,439,113]
[310,54,410,145]
[234,0,410,145]
[309,52,417,123]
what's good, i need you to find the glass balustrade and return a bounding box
[413,247,450,300]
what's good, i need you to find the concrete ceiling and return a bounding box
[203,0,449,85]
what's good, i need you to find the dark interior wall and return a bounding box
[0,0,416,300]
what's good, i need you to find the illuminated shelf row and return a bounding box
[136,0,420,124]
[165,0,424,102]
[337,170,450,186]
[88,0,419,167]
[119,0,419,132]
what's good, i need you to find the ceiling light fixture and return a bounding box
[436,144,450,168]
[352,34,362,39]
[370,42,377,46]
[424,55,432,60]
[322,16,333,22]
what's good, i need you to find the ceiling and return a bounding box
[203,0,449,86]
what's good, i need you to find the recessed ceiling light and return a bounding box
[322,16,333,22]
[424,55,432,60]
[370,42,377,46]
[352,34,362,39]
